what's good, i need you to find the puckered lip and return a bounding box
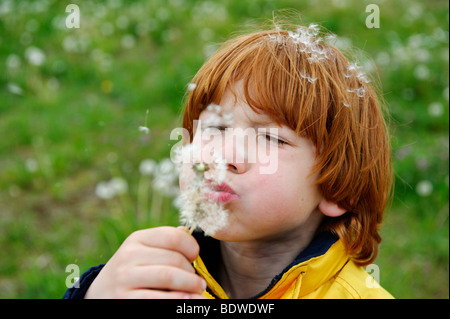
[210,182,236,194]
[205,181,239,203]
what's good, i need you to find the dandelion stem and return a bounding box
[187,224,196,235]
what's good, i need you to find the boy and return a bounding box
[64,21,393,299]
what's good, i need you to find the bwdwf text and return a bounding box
[176,303,275,316]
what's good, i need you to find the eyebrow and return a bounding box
[245,112,279,126]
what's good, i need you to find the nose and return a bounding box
[198,127,250,175]
[221,129,249,175]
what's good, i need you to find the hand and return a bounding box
[84,226,206,299]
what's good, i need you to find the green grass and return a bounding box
[0,0,448,298]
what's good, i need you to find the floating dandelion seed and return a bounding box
[188,83,197,91]
[206,103,222,114]
[346,86,366,98]
[205,102,234,126]
[278,24,330,64]
[300,72,317,83]
[345,62,371,84]
[356,86,366,98]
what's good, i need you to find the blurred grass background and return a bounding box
[0,0,448,298]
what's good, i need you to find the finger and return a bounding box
[125,265,206,294]
[125,290,206,299]
[189,293,207,299]
[119,245,195,274]
[144,248,196,274]
[130,227,200,262]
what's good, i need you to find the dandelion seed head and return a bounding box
[194,162,208,173]
[139,159,157,176]
[6,54,21,69]
[7,83,23,95]
[206,103,222,113]
[178,181,228,236]
[95,178,129,200]
[152,159,179,196]
[138,126,150,134]
[416,180,433,197]
[196,202,228,236]
[177,145,229,236]
[212,153,227,184]
[109,177,128,195]
[428,102,444,117]
[25,158,38,172]
[176,103,233,235]
[25,46,46,66]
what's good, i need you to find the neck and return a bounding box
[218,228,317,299]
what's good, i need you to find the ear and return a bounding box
[318,198,346,217]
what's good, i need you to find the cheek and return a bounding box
[250,168,317,213]
[248,175,292,212]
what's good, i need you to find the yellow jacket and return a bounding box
[192,232,393,299]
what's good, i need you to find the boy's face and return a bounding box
[180,83,326,242]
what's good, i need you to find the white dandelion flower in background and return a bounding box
[25,46,46,66]
[6,54,21,69]
[109,177,128,195]
[416,180,433,197]
[138,126,149,134]
[121,34,136,49]
[25,158,38,173]
[95,181,115,200]
[138,109,150,134]
[7,83,23,95]
[139,159,157,176]
[414,64,430,80]
[153,158,179,197]
[428,102,444,117]
[95,177,128,200]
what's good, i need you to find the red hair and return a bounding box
[182,23,393,266]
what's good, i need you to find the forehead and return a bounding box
[201,82,276,126]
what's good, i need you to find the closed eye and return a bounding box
[264,134,287,145]
[203,125,227,132]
